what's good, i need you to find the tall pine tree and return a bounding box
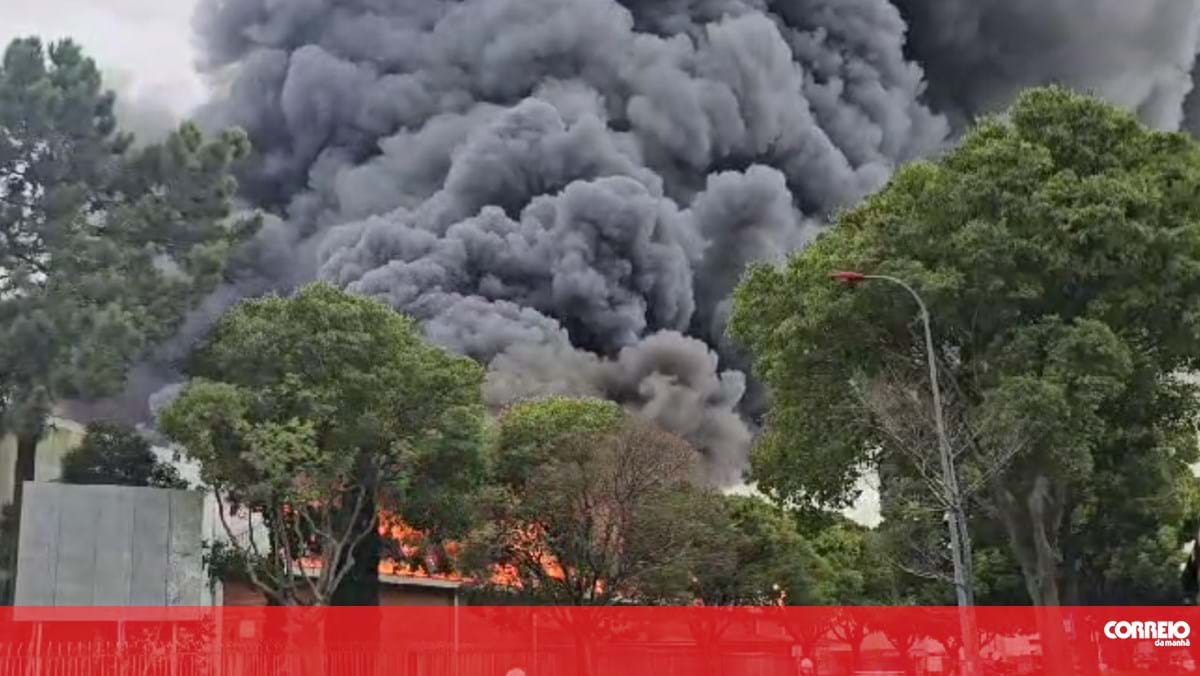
[0,37,257,516]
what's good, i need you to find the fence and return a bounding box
[0,643,894,676]
[0,607,1187,675]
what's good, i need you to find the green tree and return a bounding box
[60,421,186,489]
[693,495,828,606]
[492,395,625,487]
[466,398,717,605]
[686,496,832,676]
[0,37,257,513]
[467,400,720,676]
[160,283,487,605]
[730,85,1200,614]
[791,519,902,671]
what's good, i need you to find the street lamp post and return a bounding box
[830,271,980,673]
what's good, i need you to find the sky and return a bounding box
[1,0,204,135]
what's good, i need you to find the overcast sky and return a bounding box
[1,0,203,130]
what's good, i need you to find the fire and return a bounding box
[375,514,466,581]
[375,517,566,588]
[503,523,565,581]
[296,512,564,589]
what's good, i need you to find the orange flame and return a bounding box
[295,512,562,588]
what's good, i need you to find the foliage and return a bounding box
[203,540,262,593]
[692,495,827,606]
[493,396,624,487]
[810,518,904,604]
[466,399,718,605]
[60,421,187,489]
[731,85,1200,606]
[160,283,487,605]
[0,36,257,510]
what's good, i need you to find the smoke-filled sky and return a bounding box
[14,0,1200,496]
[0,0,203,138]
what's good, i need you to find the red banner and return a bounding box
[0,606,1193,674]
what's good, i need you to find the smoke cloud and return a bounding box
[108,0,1200,485]
[174,0,954,485]
[893,0,1200,131]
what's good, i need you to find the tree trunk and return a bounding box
[994,476,1065,606]
[941,641,960,676]
[834,622,865,672]
[12,431,37,514]
[3,431,39,600]
[574,633,594,676]
[1078,621,1102,676]
[1028,477,1062,605]
[330,489,380,606]
[993,476,1071,673]
[327,502,379,675]
[331,453,380,606]
[700,643,720,676]
[1025,479,1072,672]
[690,620,725,676]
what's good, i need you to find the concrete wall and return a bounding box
[13,482,211,606]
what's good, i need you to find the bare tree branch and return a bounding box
[213,490,286,605]
[851,346,1025,587]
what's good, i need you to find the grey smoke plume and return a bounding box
[484,329,751,486]
[180,0,949,484]
[151,0,1200,485]
[893,0,1200,130]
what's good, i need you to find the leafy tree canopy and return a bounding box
[731,86,1200,605]
[693,495,829,606]
[160,282,487,604]
[494,395,624,487]
[60,420,186,489]
[468,398,716,605]
[0,36,257,505]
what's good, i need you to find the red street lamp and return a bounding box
[830,269,980,675]
[829,271,868,286]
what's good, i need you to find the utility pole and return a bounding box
[831,271,981,675]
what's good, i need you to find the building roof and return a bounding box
[379,573,461,590]
[294,567,462,590]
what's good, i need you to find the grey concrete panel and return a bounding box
[52,485,100,605]
[91,486,135,605]
[14,482,62,605]
[130,488,171,605]
[15,484,207,606]
[168,490,204,605]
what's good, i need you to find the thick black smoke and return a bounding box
[174,0,950,485]
[117,0,1200,486]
